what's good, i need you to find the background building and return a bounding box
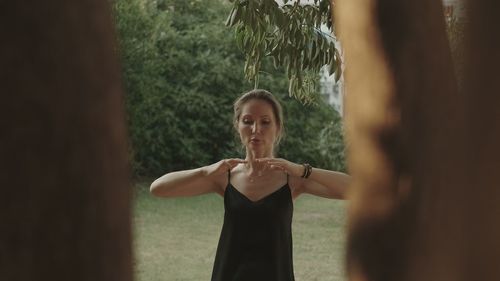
[320,66,344,115]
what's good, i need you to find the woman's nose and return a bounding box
[252,123,260,134]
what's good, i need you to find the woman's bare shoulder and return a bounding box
[213,164,245,195]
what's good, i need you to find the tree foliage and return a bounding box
[114,0,244,176]
[113,0,346,178]
[226,0,341,103]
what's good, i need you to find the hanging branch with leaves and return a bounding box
[226,0,342,103]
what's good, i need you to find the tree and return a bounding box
[446,15,466,89]
[225,0,342,102]
[0,1,132,281]
[333,0,500,280]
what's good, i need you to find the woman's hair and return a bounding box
[233,89,285,146]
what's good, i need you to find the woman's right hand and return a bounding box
[204,159,247,178]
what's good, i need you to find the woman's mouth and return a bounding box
[250,138,261,144]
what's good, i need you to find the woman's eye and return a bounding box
[242,119,253,125]
[262,120,271,125]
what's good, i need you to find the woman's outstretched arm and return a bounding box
[297,167,350,199]
[150,159,246,198]
[258,158,350,200]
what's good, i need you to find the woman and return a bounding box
[150,89,350,281]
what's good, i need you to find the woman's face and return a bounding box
[237,99,280,155]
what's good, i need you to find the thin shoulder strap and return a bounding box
[227,169,231,185]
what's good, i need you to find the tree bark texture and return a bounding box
[0,2,132,281]
[335,0,500,280]
[460,0,500,280]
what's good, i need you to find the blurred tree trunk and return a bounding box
[460,0,500,280]
[335,0,500,280]
[0,2,132,281]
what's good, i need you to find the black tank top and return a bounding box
[211,171,295,281]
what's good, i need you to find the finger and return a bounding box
[259,157,284,161]
[262,162,271,171]
[265,161,285,167]
[269,164,285,171]
[226,158,247,168]
[230,158,247,165]
[226,158,244,164]
[222,160,232,170]
[268,163,286,170]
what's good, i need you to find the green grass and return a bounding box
[133,182,347,281]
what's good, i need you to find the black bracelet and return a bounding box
[302,163,312,178]
[305,164,312,179]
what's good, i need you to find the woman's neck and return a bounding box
[245,149,273,169]
[245,149,274,163]
[244,150,272,180]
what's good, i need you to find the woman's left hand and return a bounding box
[257,158,304,178]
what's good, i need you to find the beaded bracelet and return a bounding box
[302,163,312,178]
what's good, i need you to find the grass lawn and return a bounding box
[133,182,347,281]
